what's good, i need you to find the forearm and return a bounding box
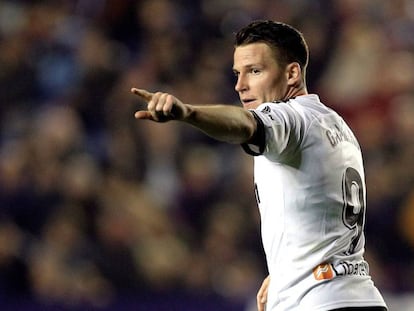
[183,104,257,144]
[131,88,256,143]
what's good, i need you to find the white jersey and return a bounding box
[243,94,387,311]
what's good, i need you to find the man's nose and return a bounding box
[235,75,248,92]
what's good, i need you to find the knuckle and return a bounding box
[147,102,155,110]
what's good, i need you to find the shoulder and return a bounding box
[253,94,325,126]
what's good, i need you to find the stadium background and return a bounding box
[0,0,413,310]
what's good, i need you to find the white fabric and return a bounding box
[245,95,387,310]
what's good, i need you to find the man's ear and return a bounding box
[286,62,302,86]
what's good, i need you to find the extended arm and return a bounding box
[131,88,257,144]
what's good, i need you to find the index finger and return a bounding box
[131,88,153,101]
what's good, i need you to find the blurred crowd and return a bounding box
[0,0,413,310]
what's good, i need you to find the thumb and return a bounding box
[134,110,154,120]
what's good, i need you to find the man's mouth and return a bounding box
[242,98,255,104]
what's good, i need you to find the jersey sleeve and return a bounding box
[241,110,266,156]
[241,102,305,162]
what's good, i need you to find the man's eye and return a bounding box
[233,71,240,77]
[251,68,261,74]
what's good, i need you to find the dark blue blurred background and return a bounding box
[0,0,413,310]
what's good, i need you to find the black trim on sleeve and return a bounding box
[241,110,266,156]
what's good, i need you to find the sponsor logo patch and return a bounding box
[313,263,334,281]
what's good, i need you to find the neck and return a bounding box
[283,85,308,101]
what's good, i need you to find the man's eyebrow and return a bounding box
[233,64,259,72]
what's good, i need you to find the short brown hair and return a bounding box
[235,20,309,71]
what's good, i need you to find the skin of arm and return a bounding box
[257,275,270,311]
[131,88,257,144]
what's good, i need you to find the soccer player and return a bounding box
[131,20,387,311]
